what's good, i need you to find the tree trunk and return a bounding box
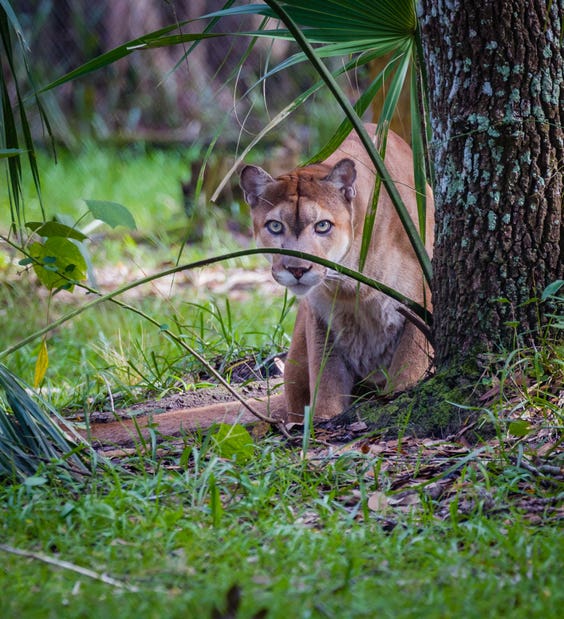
[418,0,563,368]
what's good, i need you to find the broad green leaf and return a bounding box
[30,237,87,291]
[508,420,533,437]
[33,340,49,389]
[211,423,254,463]
[85,200,137,230]
[26,221,88,242]
[541,280,564,301]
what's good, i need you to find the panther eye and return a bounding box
[314,220,332,234]
[265,220,284,235]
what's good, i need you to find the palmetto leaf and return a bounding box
[39,23,222,95]
[1,2,51,230]
[207,0,416,41]
[0,364,91,481]
[275,0,417,32]
[410,63,432,245]
[304,46,411,164]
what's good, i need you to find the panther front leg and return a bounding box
[283,302,311,423]
[284,302,354,423]
[304,304,354,420]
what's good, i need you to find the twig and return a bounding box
[396,305,433,343]
[0,544,140,592]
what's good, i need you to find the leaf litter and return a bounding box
[92,373,562,529]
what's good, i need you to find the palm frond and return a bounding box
[1,1,52,230]
[207,0,416,41]
[0,364,92,481]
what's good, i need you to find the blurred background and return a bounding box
[17,0,349,150]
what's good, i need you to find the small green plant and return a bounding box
[0,364,93,480]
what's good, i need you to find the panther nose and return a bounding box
[285,265,311,281]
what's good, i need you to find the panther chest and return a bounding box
[309,289,405,383]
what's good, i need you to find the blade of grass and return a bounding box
[358,132,385,273]
[0,0,22,35]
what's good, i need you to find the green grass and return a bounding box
[3,144,193,230]
[0,441,562,619]
[1,285,292,410]
[0,144,293,407]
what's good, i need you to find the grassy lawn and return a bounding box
[0,145,562,618]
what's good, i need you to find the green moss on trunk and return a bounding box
[339,366,493,440]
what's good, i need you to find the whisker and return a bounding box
[325,274,345,282]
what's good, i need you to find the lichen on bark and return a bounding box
[418,0,563,367]
[349,366,486,440]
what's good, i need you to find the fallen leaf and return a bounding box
[367,491,388,512]
[388,491,421,508]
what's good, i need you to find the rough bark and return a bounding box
[418,0,563,367]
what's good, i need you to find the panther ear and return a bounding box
[325,158,357,201]
[239,165,274,207]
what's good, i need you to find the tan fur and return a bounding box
[86,125,433,445]
[241,124,434,422]
[80,393,287,446]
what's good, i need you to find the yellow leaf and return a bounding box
[34,340,49,388]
